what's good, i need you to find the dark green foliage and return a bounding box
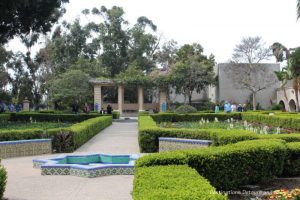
[9,112,101,123]
[283,142,300,176]
[0,164,7,200]
[241,113,300,129]
[174,105,197,113]
[0,116,112,152]
[0,0,68,44]
[70,116,112,150]
[135,140,287,190]
[138,111,149,116]
[151,113,242,123]
[138,116,258,152]
[112,111,120,119]
[133,165,227,200]
[0,114,10,123]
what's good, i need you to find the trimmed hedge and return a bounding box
[0,114,10,123]
[139,116,259,152]
[9,112,102,123]
[112,111,120,119]
[138,115,300,153]
[283,142,300,177]
[0,163,6,200]
[151,113,241,123]
[133,165,227,200]
[242,113,300,129]
[0,116,112,152]
[135,139,287,190]
[70,116,112,149]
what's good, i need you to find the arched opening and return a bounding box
[289,99,297,112]
[279,100,286,111]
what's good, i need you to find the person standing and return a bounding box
[107,104,112,114]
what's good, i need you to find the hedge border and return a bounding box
[135,139,287,190]
[133,165,227,200]
[0,116,112,152]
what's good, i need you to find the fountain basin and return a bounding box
[33,153,140,178]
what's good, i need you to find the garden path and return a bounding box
[2,121,139,200]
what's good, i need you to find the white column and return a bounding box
[118,85,124,114]
[23,99,30,111]
[138,86,144,111]
[94,85,102,112]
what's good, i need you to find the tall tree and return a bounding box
[228,36,276,110]
[0,0,68,44]
[170,44,216,105]
[89,6,129,77]
[128,16,159,73]
[49,70,91,109]
[156,40,178,69]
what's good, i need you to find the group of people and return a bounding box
[0,102,22,113]
[98,104,112,115]
[215,102,247,113]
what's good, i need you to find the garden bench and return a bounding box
[158,137,211,152]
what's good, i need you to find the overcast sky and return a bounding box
[7,0,300,63]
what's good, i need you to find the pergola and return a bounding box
[90,78,167,114]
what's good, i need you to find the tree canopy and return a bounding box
[0,0,68,44]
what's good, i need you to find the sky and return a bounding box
[7,0,300,63]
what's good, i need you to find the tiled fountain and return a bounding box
[33,153,140,178]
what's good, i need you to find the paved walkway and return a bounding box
[1,122,139,200]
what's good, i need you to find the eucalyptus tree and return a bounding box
[128,16,159,73]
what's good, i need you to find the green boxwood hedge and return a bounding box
[135,139,287,190]
[138,115,300,153]
[138,116,258,152]
[151,113,241,123]
[241,113,300,129]
[0,116,112,152]
[0,114,10,123]
[283,142,300,177]
[0,163,7,200]
[133,165,227,200]
[9,112,102,123]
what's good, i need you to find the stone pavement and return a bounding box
[2,122,139,200]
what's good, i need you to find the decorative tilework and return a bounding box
[33,153,139,178]
[0,139,52,159]
[159,137,211,152]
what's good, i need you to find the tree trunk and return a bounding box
[252,92,257,111]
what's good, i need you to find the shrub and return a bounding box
[174,105,197,113]
[241,113,300,129]
[283,142,300,177]
[133,165,227,200]
[136,139,287,190]
[138,111,149,116]
[112,111,120,119]
[70,116,112,149]
[9,112,101,123]
[271,103,284,110]
[138,116,258,152]
[0,114,10,123]
[151,113,241,123]
[0,116,112,153]
[0,164,7,200]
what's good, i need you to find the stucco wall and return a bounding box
[215,63,280,109]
